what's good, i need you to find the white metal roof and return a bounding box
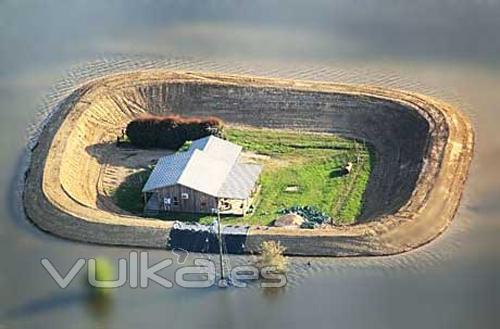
[217,163,262,199]
[189,135,242,164]
[141,151,191,192]
[142,136,261,199]
[177,149,233,196]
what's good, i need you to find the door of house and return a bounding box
[163,197,171,211]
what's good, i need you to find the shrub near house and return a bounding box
[125,114,224,150]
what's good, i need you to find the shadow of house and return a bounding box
[85,142,169,168]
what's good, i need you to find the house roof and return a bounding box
[218,163,262,199]
[142,136,261,199]
[189,135,242,164]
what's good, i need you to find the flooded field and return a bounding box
[0,1,498,328]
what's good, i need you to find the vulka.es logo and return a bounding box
[41,251,287,289]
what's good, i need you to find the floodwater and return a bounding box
[0,1,499,328]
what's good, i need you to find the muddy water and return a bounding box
[0,1,498,329]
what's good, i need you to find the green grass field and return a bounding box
[112,126,373,226]
[112,169,151,214]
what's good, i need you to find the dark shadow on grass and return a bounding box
[85,141,172,167]
[329,168,348,178]
[112,169,151,214]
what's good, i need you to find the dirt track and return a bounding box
[23,71,474,255]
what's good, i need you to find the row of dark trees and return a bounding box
[125,114,224,150]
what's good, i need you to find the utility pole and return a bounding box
[216,198,225,281]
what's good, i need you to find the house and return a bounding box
[142,135,262,216]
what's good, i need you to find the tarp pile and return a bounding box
[278,205,332,229]
[169,221,249,254]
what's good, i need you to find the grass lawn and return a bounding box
[112,126,373,226]
[112,169,151,214]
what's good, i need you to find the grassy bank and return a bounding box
[112,126,373,225]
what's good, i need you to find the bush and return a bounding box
[125,114,224,150]
[256,241,288,273]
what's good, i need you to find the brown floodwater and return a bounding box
[0,1,498,328]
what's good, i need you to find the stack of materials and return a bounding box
[278,205,332,228]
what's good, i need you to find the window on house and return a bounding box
[173,196,179,206]
[181,192,189,200]
[200,196,207,207]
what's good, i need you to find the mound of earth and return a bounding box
[274,214,305,228]
[23,70,474,256]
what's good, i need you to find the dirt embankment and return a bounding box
[23,71,474,256]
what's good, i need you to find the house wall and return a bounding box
[151,185,254,215]
[155,185,218,214]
